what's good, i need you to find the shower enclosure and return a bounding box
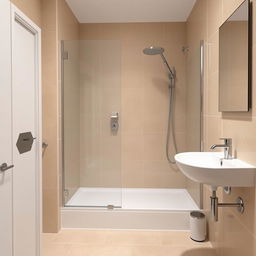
[61,39,204,229]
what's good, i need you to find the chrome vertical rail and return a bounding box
[200,40,204,152]
[61,40,66,206]
[199,40,205,209]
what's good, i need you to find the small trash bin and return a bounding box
[190,211,206,242]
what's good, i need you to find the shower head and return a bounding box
[143,46,175,79]
[143,46,164,55]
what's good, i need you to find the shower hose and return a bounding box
[166,76,178,164]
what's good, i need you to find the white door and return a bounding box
[0,1,13,256]
[11,6,41,256]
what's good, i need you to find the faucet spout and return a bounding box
[210,144,227,149]
[210,138,233,159]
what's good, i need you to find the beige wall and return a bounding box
[41,0,59,233]
[11,0,41,26]
[187,0,256,255]
[41,0,79,232]
[79,23,188,189]
[78,40,122,188]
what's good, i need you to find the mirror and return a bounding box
[219,0,251,112]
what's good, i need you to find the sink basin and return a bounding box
[175,152,256,187]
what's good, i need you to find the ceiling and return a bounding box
[65,0,196,23]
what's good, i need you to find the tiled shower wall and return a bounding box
[187,0,256,255]
[79,23,188,189]
[78,40,122,188]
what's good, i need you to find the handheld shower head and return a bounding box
[143,46,177,164]
[143,46,175,78]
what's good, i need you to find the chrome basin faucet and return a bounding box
[210,138,232,159]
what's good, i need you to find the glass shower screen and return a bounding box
[61,40,122,208]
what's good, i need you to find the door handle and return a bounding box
[0,163,14,172]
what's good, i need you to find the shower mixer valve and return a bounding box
[110,112,119,132]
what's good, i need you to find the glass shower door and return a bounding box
[62,40,122,208]
[185,40,205,208]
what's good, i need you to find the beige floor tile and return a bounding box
[133,246,217,256]
[42,244,72,256]
[132,245,168,256]
[160,231,212,247]
[42,230,216,256]
[105,230,162,246]
[51,229,108,245]
[69,245,133,256]
[42,233,58,245]
[170,247,217,256]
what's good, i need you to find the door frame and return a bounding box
[11,4,42,255]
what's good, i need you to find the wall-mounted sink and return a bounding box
[175,152,256,187]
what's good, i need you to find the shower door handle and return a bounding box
[110,112,119,132]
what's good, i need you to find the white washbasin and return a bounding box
[175,152,256,187]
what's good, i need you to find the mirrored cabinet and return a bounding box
[219,0,251,112]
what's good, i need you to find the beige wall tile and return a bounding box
[11,0,41,27]
[204,116,222,153]
[43,188,60,233]
[143,161,186,188]
[143,133,166,162]
[78,39,122,188]
[208,32,219,75]
[207,0,222,37]
[122,161,144,188]
[187,0,208,57]
[186,180,201,207]
[41,0,57,30]
[42,0,59,233]
[121,88,143,133]
[220,209,256,256]
[57,0,79,40]
[222,187,256,237]
[143,87,169,134]
[122,132,144,162]
[222,0,246,22]
[207,72,220,116]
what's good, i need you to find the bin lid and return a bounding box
[190,211,205,219]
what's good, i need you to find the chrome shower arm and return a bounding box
[160,53,175,78]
